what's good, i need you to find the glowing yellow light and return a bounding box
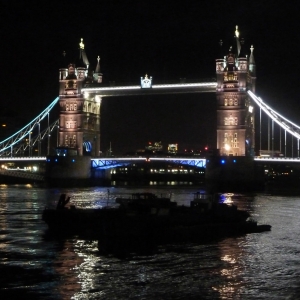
[224,144,231,151]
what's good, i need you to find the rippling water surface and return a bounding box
[0,185,300,299]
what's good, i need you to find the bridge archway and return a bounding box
[83,141,92,155]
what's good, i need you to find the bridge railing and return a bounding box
[0,97,59,157]
[84,78,217,88]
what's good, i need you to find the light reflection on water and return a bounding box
[0,185,300,299]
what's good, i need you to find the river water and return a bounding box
[0,184,300,299]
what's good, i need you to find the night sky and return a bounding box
[1,1,299,155]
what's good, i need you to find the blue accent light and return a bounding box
[83,141,92,152]
[0,97,59,153]
[55,159,58,162]
[72,159,75,162]
[221,160,225,164]
[233,159,236,163]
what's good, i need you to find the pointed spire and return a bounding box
[249,45,255,64]
[235,25,240,38]
[60,50,68,68]
[79,38,84,49]
[218,39,224,58]
[235,25,241,57]
[238,38,247,57]
[95,56,101,73]
[93,55,103,83]
[77,38,89,69]
[249,45,256,75]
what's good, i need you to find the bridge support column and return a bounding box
[45,156,91,187]
[205,156,264,192]
[91,168,112,186]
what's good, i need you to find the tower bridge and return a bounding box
[1,26,300,187]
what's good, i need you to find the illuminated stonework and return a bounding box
[216,27,256,156]
[58,39,101,156]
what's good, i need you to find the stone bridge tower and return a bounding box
[215,26,256,156]
[58,39,101,157]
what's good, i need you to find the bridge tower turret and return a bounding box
[57,39,101,157]
[216,26,256,156]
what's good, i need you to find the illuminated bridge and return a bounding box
[1,91,300,184]
[1,27,300,184]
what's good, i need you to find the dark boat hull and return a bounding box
[42,193,271,256]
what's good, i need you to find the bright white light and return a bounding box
[82,86,141,92]
[224,144,231,151]
[249,105,253,113]
[95,95,101,103]
[82,82,217,93]
[152,82,217,89]
[248,91,300,140]
[0,157,46,161]
[255,157,300,163]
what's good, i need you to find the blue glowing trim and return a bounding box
[91,157,206,169]
[0,97,59,153]
[83,141,92,152]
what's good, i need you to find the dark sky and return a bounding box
[0,1,299,154]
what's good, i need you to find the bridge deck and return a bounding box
[82,82,217,97]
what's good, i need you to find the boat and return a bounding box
[42,192,174,238]
[42,192,271,249]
